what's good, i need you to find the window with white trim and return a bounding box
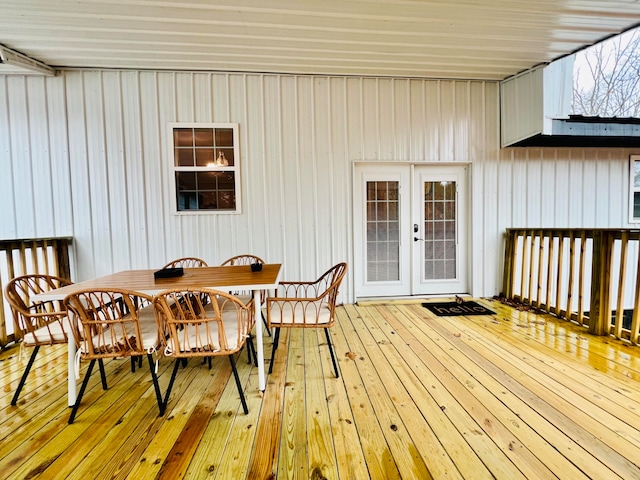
[169,123,241,214]
[630,155,640,223]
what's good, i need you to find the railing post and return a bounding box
[589,230,613,335]
[502,229,516,298]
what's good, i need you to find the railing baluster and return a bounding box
[566,231,575,322]
[614,232,629,339]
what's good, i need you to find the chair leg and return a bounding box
[68,359,97,424]
[229,355,248,414]
[98,359,108,390]
[268,327,281,374]
[245,333,257,366]
[325,328,340,378]
[162,358,184,415]
[248,334,257,367]
[11,345,40,406]
[262,312,271,337]
[130,356,142,373]
[146,354,164,416]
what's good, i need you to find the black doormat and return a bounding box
[422,301,495,316]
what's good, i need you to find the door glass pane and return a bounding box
[366,181,400,282]
[423,181,456,280]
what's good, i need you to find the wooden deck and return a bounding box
[1,299,640,479]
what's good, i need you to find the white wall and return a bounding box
[0,71,636,302]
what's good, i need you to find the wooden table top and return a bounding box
[35,264,282,301]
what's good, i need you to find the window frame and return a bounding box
[167,122,242,215]
[629,155,640,224]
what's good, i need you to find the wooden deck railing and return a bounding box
[0,237,73,348]
[503,228,640,344]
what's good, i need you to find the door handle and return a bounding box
[414,237,423,242]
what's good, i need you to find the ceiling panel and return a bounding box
[0,0,639,79]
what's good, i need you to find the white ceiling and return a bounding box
[1,0,639,80]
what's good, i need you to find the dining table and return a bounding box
[33,264,282,406]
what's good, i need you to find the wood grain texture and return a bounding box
[1,300,640,479]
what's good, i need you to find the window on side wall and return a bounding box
[630,155,640,223]
[169,123,241,214]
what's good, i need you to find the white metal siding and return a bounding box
[500,68,544,146]
[0,70,636,302]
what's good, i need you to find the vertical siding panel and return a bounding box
[138,72,166,266]
[0,76,17,237]
[345,78,363,161]
[102,71,131,271]
[361,78,378,160]
[228,73,251,258]
[280,75,301,277]
[424,80,440,161]
[454,81,470,161]
[377,78,394,160]
[609,150,627,225]
[554,148,571,226]
[582,150,598,226]
[313,77,331,270]
[26,77,55,237]
[296,77,317,275]
[540,149,556,226]
[438,80,455,162]
[526,148,543,226]
[66,72,95,278]
[262,75,285,263]
[46,77,73,236]
[120,72,148,268]
[157,72,180,262]
[8,77,36,236]
[394,79,411,160]
[568,149,584,228]
[511,148,528,227]
[84,71,113,275]
[329,77,350,277]
[409,79,425,161]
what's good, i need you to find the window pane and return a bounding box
[634,160,640,188]
[174,129,193,147]
[195,148,215,167]
[194,128,214,146]
[216,148,234,166]
[215,128,234,146]
[177,172,196,190]
[176,148,194,167]
[634,192,640,218]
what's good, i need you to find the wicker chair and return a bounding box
[162,257,208,269]
[267,262,347,377]
[220,254,270,337]
[153,288,255,415]
[63,288,164,424]
[4,274,74,405]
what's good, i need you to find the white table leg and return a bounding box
[254,289,265,391]
[68,333,77,406]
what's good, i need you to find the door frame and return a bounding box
[352,162,471,299]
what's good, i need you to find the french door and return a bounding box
[354,163,469,298]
